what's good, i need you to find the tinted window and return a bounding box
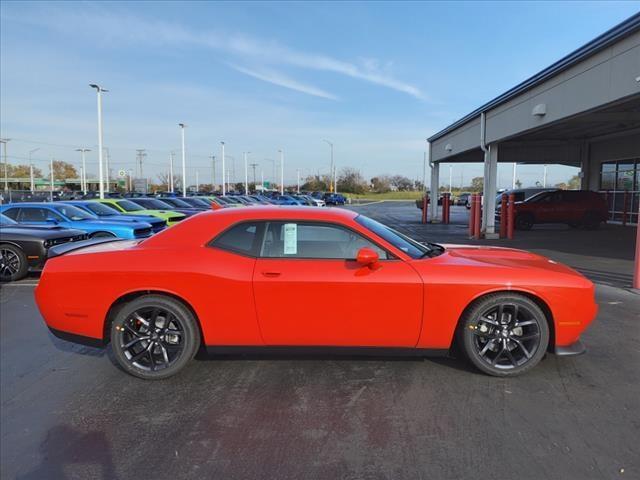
[2,208,20,220]
[134,199,173,209]
[162,198,192,208]
[211,222,263,256]
[0,213,17,225]
[53,205,95,220]
[355,215,429,259]
[260,221,387,259]
[20,208,62,222]
[116,200,144,212]
[85,202,120,216]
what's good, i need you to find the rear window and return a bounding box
[210,222,264,257]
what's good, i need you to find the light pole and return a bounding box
[0,138,10,192]
[221,142,226,195]
[323,139,334,192]
[512,162,517,189]
[278,149,284,195]
[178,123,186,197]
[104,147,110,193]
[210,155,216,192]
[296,169,300,193]
[75,148,90,194]
[244,152,250,194]
[196,170,199,193]
[250,163,258,187]
[169,152,175,193]
[49,157,54,202]
[449,165,453,194]
[29,148,40,193]
[543,164,548,188]
[89,84,107,199]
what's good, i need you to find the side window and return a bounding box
[210,222,263,257]
[19,208,50,222]
[2,208,20,220]
[260,222,388,260]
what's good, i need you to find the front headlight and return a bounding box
[43,239,52,248]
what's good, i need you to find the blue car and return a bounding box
[0,203,154,239]
[272,195,304,205]
[61,200,167,233]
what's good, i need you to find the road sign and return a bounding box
[118,169,127,178]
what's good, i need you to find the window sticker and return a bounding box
[283,223,298,255]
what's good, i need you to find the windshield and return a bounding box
[53,205,96,221]
[116,200,145,212]
[85,202,120,216]
[134,198,172,209]
[163,198,191,208]
[0,213,17,225]
[355,214,431,259]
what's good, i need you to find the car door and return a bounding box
[252,221,424,347]
[18,207,63,225]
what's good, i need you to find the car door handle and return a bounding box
[261,271,282,278]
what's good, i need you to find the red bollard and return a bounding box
[622,190,629,226]
[507,193,515,240]
[500,194,508,238]
[442,193,451,224]
[473,195,482,239]
[421,194,428,224]
[469,194,476,236]
[634,202,640,290]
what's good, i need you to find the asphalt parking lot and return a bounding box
[1,202,639,480]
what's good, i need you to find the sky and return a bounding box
[1,1,639,189]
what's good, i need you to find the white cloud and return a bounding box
[229,64,338,100]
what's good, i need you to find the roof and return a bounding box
[428,12,640,143]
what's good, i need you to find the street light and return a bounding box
[220,142,226,195]
[322,139,334,192]
[29,148,40,193]
[89,84,107,199]
[169,152,175,193]
[75,148,90,194]
[179,123,186,197]
[244,151,250,194]
[278,149,284,195]
[0,138,10,192]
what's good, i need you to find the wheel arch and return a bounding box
[452,289,555,352]
[103,290,204,346]
[90,231,117,238]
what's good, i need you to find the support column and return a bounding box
[482,144,499,238]
[430,162,440,222]
[579,141,591,190]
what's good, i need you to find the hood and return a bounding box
[1,224,67,231]
[441,244,583,276]
[0,226,85,239]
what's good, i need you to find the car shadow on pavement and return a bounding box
[15,425,120,480]
[48,332,106,358]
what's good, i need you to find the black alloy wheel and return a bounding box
[515,213,534,231]
[0,244,28,282]
[459,294,549,376]
[111,295,200,379]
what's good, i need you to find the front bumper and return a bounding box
[553,339,586,356]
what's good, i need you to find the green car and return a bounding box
[92,199,186,226]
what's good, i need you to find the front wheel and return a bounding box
[110,295,201,379]
[0,244,29,282]
[458,294,549,376]
[515,213,534,231]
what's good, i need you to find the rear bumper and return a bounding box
[553,339,586,356]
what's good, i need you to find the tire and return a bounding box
[582,212,601,230]
[515,213,534,231]
[457,293,549,377]
[0,244,29,282]
[568,221,582,229]
[110,295,201,379]
[91,231,116,238]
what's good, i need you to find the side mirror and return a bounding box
[356,247,379,267]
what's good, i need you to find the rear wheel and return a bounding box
[582,211,601,230]
[0,244,29,282]
[515,213,534,230]
[458,294,549,376]
[110,295,201,379]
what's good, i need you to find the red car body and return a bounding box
[36,207,597,359]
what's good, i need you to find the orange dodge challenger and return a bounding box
[35,206,597,379]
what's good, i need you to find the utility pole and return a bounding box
[0,138,10,192]
[104,147,110,193]
[179,123,186,197]
[75,148,90,194]
[512,163,517,189]
[50,157,54,202]
[169,152,175,193]
[221,142,226,195]
[211,155,217,192]
[278,149,284,195]
[29,148,40,193]
[89,84,107,199]
[244,152,250,194]
[195,170,199,194]
[250,163,259,186]
[449,165,453,194]
[323,139,333,192]
[296,169,300,193]
[543,164,548,188]
[136,149,146,178]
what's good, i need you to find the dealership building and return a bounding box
[427,12,640,237]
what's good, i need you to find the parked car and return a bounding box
[36,206,596,379]
[457,193,471,207]
[92,199,186,226]
[501,190,608,230]
[0,213,87,282]
[60,201,167,233]
[323,193,347,205]
[0,203,154,239]
[127,198,201,218]
[495,188,558,207]
[272,195,304,205]
[415,195,443,209]
[177,197,213,209]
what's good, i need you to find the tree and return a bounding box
[370,175,391,193]
[554,182,568,189]
[567,175,581,190]
[390,175,413,191]
[7,164,42,178]
[301,174,330,192]
[337,167,367,194]
[52,160,78,180]
[470,176,484,192]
